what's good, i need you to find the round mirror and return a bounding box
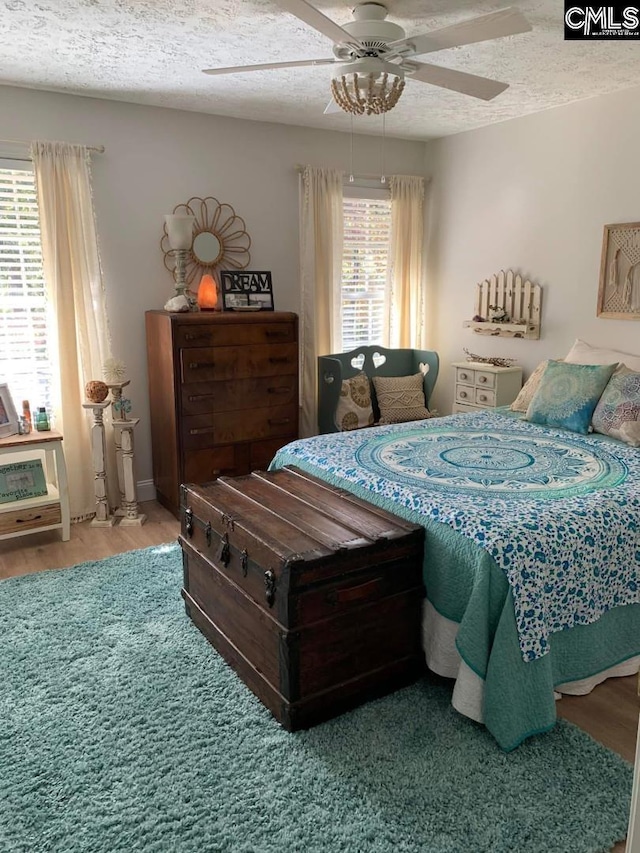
[162,196,251,287]
[193,231,222,265]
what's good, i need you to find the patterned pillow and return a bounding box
[525,360,617,434]
[510,361,551,413]
[591,365,640,446]
[372,373,432,425]
[334,371,374,431]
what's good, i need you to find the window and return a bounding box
[0,163,53,415]
[341,194,391,352]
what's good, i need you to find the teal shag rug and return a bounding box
[0,544,632,853]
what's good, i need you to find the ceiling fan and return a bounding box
[203,0,532,116]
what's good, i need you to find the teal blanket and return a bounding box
[270,411,640,750]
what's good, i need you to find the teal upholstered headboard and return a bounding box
[317,346,439,434]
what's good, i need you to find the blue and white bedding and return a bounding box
[270,410,640,749]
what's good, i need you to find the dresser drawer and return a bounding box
[175,322,295,349]
[250,436,297,470]
[183,446,246,483]
[0,502,61,536]
[183,404,298,450]
[181,344,298,384]
[474,388,496,407]
[181,375,297,416]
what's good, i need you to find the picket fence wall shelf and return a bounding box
[463,270,542,340]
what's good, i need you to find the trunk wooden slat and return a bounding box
[180,466,425,730]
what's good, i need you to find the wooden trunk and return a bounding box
[180,466,425,731]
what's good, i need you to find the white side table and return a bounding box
[452,362,522,414]
[0,430,70,542]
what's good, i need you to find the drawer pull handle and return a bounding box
[187,394,215,402]
[217,533,231,567]
[328,577,382,605]
[460,372,468,380]
[459,391,467,399]
[184,334,208,342]
[479,395,487,402]
[478,376,487,383]
[269,356,290,364]
[205,521,212,547]
[184,507,194,538]
[188,362,214,370]
[16,514,42,523]
[241,549,248,577]
[189,427,216,435]
[267,386,290,395]
[268,418,291,426]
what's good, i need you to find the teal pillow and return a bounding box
[525,360,617,434]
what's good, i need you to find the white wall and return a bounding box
[0,85,426,493]
[425,84,640,416]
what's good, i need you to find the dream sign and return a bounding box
[220,271,274,311]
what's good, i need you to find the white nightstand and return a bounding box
[452,362,522,414]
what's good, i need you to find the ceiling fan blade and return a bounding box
[388,8,531,57]
[409,62,509,101]
[203,58,336,75]
[274,0,362,46]
[323,99,342,114]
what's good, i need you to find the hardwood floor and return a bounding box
[1,501,637,851]
[0,499,180,579]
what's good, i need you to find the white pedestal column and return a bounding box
[106,380,130,517]
[111,417,146,526]
[82,401,115,527]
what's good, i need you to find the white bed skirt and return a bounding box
[422,599,640,724]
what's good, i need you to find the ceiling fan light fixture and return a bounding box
[330,66,405,116]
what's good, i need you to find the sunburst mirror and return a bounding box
[161,196,251,287]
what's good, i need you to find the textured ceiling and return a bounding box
[1,0,640,140]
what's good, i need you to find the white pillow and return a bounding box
[564,339,640,373]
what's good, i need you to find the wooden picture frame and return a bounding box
[0,384,19,438]
[220,270,274,312]
[597,222,640,319]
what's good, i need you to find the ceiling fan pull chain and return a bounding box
[349,115,355,183]
[381,113,386,185]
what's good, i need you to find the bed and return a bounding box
[269,407,640,750]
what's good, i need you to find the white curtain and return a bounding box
[31,141,113,521]
[299,166,344,437]
[387,175,426,348]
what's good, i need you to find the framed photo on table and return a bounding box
[220,270,274,311]
[0,384,19,438]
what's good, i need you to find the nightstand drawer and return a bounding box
[475,388,496,407]
[452,402,477,414]
[0,502,61,536]
[455,386,475,405]
[456,367,475,386]
[475,371,496,389]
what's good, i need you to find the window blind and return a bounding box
[341,196,392,352]
[0,166,53,414]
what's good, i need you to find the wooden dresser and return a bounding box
[145,310,299,517]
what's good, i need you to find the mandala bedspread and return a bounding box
[272,411,640,661]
